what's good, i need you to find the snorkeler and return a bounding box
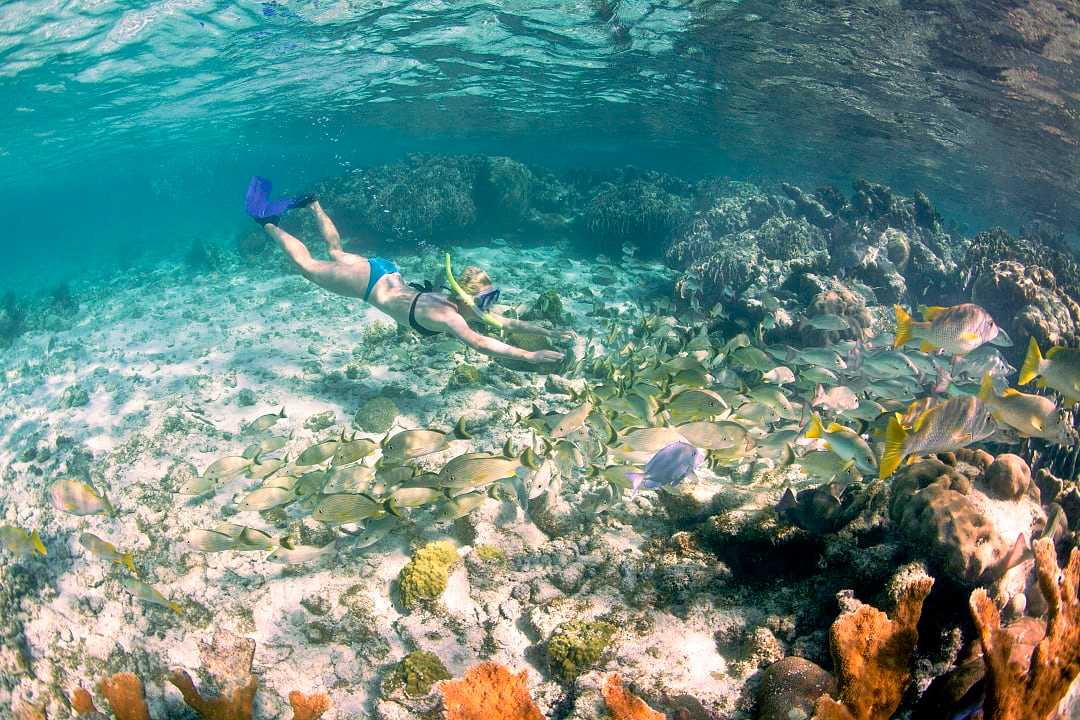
[245,177,568,366]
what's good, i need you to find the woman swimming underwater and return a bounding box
[245,176,569,366]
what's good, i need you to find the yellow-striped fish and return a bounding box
[1019,338,1080,404]
[79,533,136,573]
[50,479,114,516]
[0,526,47,558]
[893,304,999,355]
[121,577,181,614]
[880,396,996,478]
[978,374,1073,445]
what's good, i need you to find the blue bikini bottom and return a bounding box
[364,257,399,301]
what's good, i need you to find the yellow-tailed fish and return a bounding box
[550,401,594,438]
[246,408,286,433]
[235,527,274,550]
[341,515,401,549]
[324,465,374,494]
[795,450,857,482]
[893,304,999,355]
[78,532,136,573]
[50,479,114,516]
[203,456,252,483]
[296,439,339,466]
[186,528,238,553]
[242,435,288,459]
[804,415,877,475]
[267,541,336,564]
[247,454,289,480]
[665,388,728,423]
[1019,338,1080,404]
[978,374,1074,445]
[120,577,181,614]
[438,453,523,491]
[0,526,47,557]
[676,421,750,451]
[433,491,488,522]
[880,396,996,478]
[312,493,388,525]
[332,436,377,466]
[381,429,452,464]
[178,474,217,496]
[238,487,295,511]
[390,486,444,508]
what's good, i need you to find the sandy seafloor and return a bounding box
[2,238,809,719]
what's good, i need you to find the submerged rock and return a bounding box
[755,656,836,720]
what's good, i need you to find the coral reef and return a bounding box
[970,538,1080,720]
[546,618,617,683]
[382,650,451,698]
[521,289,569,326]
[755,656,837,720]
[353,396,400,434]
[889,450,1045,586]
[398,540,459,610]
[1,290,26,347]
[438,662,545,720]
[168,629,259,720]
[814,567,934,720]
[583,178,690,257]
[972,259,1080,352]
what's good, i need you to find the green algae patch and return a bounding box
[398,541,459,610]
[522,289,569,325]
[547,619,617,683]
[447,363,482,388]
[381,650,451,698]
[474,544,507,564]
[353,396,400,434]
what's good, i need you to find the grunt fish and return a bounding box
[51,479,114,517]
[978,374,1074,446]
[246,408,286,433]
[1019,338,1080,404]
[880,396,996,478]
[812,385,860,413]
[121,577,181,614]
[804,415,877,475]
[267,541,337,564]
[0,526,47,558]
[296,439,339,466]
[79,532,136,573]
[894,304,999,355]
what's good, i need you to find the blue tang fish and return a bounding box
[627,441,705,496]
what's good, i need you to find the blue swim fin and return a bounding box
[245,176,315,225]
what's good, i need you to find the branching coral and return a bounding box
[438,662,545,720]
[970,538,1080,720]
[814,571,934,720]
[601,674,664,720]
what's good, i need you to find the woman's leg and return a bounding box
[263,224,342,283]
[310,201,365,266]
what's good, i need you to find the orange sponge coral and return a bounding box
[99,673,151,720]
[602,674,664,720]
[288,690,331,720]
[439,662,544,720]
[970,538,1080,720]
[815,572,934,720]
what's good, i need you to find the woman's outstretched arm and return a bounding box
[442,314,564,364]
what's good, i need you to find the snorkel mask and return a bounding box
[445,254,504,329]
[474,287,501,312]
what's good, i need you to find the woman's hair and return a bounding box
[457,266,493,296]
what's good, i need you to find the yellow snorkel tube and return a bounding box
[445,253,504,329]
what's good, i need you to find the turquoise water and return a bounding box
[2,1,1077,290]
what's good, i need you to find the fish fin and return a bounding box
[102,492,117,518]
[812,384,825,406]
[959,331,981,342]
[1019,337,1043,385]
[122,553,137,574]
[383,497,404,519]
[776,488,796,512]
[804,414,825,439]
[278,407,287,418]
[921,306,947,321]
[520,447,541,470]
[502,437,516,459]
[893,306,913,348]
[978,373,994,402]
[1030,415,1044,431]
[1047,346,1064,359]
[880,414,908,479]
[168,602,183,615]
[627,472,645,495]
[919,340,937,353]
[825,422,847,434]
[31,530,47,556]
[913,406,937,433]
[1001,387,1022,397]
[453,417,472,440]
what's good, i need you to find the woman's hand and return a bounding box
[545,327,576,342]
[529,350,565,364]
